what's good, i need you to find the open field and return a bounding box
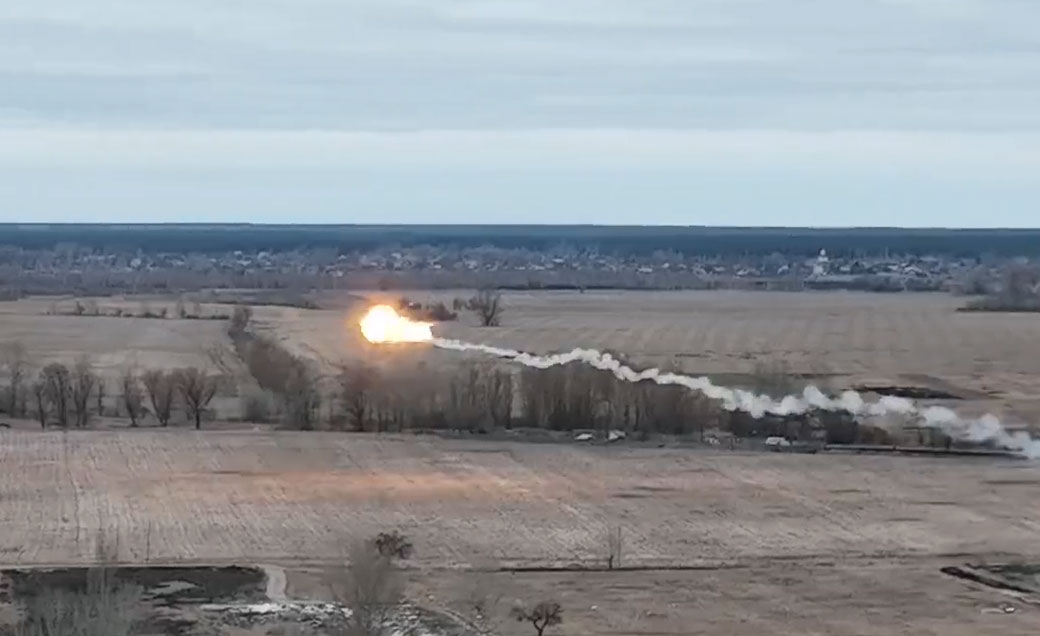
[5,290,1040,425]
[3,431,1037,567]
[0,296,256,419]
[0,297,229,374]
[0,430,1037,634]
[3,290,1040,633]
[255,289,1040,424]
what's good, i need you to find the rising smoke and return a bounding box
[432,338,1040,459]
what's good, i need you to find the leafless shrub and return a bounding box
[31,380,47,429]
[18,534,141,636]
[39,362,71,428]
[206,344,237,377]
[951,267,992,296]
[517,359,724,437]
[283,364,322,431]
[520,363,611,431]
[467,287,504,327]
[606,525,623,570]
[443,363,514,432]
[70,356,98,428]
[485,366,513,429]
[234,331,322,429]
[339,364,379,431]
[373,531,413,561]
[1,341,28,416]
[141,370,176,427]
[510,601,563,636]
[962,264,1040,312]
[96,378,106,417]
[424,301,457,321]
[173,367,220,429]
[239,335,296,394]
[229,305,253,335]
[120,366,146,427]
[331,539,403,636]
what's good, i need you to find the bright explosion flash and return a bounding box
[359,305,434,343]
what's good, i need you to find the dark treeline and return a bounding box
[4,224,1040,257]
[332,356,890,446]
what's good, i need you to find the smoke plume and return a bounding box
[432,338,1040,459]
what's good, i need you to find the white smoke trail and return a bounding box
[432,338,1040,459]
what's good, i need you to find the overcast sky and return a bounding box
[2,0,1039,226]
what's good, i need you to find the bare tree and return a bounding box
[331,539,403,636]
[964,264,1040,311]
[174,367,219,429]
[141,370,176,427]
[283,364,322,431]
[96,378,106,417]
[39,363,71,428]
[70,355,98,428]
[340,364,378,431]
[120,366,146,427]
[31,380,47,429]
[1,341,28,416]
[1003,264,1040,304]
[510,601,563,636]
[228,305,253,336]
[607,525,623,570]
[373,531,413,561]
[467,287,504,327]
[485,366,514,429]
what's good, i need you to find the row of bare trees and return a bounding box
[330,357,731,438]
[961,264,1040,312]
[1,341,221,429]
[227,305,323,430]
[329,355,873,444]
[31,362,219,430]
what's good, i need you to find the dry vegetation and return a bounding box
[9,289,1036,439]
[245,289,1040,434]
[0,431,1036,567]
[1,289,1040,634]
[960,264,1040,312]
[0,431,1036,633]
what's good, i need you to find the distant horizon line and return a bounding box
[2,223,1039,232]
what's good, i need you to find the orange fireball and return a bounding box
[359,305,433,343]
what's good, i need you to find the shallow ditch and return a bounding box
[941,564,1040,595]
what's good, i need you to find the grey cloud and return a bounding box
[2,0,1039,225]
[2,0,1038,131]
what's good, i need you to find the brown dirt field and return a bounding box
[6,290,1040,423]
[3,431,1036,568]
[0,297,255,418]
[0,431,1038,634]
[0,297,228,373]
[258,290,1040,424]
[4,291,1040,634]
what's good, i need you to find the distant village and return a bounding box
[0,241,1004,297]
